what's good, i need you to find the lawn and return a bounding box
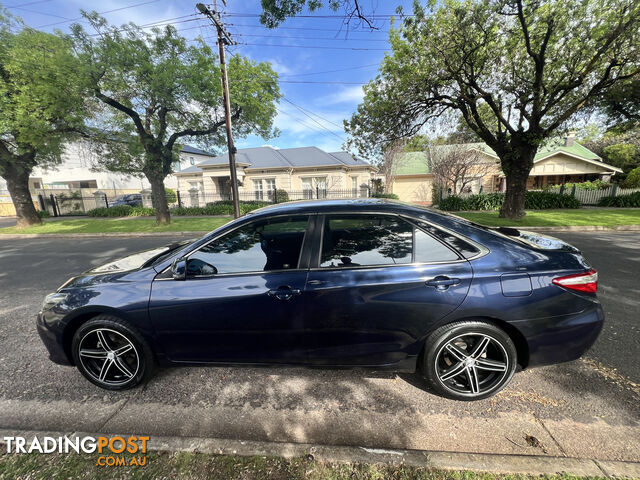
[0,217,231,234]
[454,209,640,228]
[0,451,603,480]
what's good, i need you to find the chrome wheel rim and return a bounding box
[78,328,139,386]
[435,332,509,397]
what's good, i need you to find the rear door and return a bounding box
[303,213,472,366]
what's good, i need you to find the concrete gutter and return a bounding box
[2,429,639,477]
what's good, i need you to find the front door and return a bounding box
[303,214,473,367]
[149,215,312,363]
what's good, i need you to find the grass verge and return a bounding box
[0,451,605,480]
[454,209,640,228]
[0,217,231,234]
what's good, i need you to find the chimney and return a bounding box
[565,131,577,147]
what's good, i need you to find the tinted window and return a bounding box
[320,215,412,267]
[187,216,309,276]
[414,229,459,262]
[417,221,481,258]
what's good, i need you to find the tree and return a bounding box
[378,139,406,193]
[72,14,280,224]
[345,0,640,218]
[0,13,89,227]
[430,145,496,195]
[600,77,640,132]
[259,0,377,29]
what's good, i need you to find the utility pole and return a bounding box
[196,1,240,218]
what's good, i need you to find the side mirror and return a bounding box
[172,258,187,281]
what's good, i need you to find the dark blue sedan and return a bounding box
[36,199,603,400]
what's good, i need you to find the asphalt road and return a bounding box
[0,232,638,461]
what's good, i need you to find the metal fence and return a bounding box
[35,187,371,217]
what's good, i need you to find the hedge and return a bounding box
[598,191,640,208]
[372,192,400,200]
[86,201,270,217]
[438,191,581,211]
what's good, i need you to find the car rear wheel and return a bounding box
[71,315,153,390]
[422,321,517,401]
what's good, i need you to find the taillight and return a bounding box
[552,269,598,293]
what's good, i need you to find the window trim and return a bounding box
[312,212,479,272]
[180,213,315,278]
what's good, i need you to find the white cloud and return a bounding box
[321,85,365,105]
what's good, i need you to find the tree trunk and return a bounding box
[3,162,41,228]
[499,148,537,219]
[148,175,170,224]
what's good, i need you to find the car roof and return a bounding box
[246,198,438,219]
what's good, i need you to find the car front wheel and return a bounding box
[422,321,518,401]
[71,315,153,390]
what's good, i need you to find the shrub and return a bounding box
[274,189,289,203]
[86,205,155,217]
[438,195,468,211]
[465,192,504,211]
[171,201,270,216]
[622,167,640,188]
[598,191,640,207]
[372,192,399,200]
[438,191,581,211]
[524,191,581,209]
[164,187,177,204]
[37,210,50,218]
[548,180,611,191]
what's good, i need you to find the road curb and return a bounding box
[1,226,639,239]
[3,429,639,477]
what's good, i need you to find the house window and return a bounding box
[265,178,276,199]
[189,156,195,165]
[172,161,181,172]
[351,176,358,196]
[253,179,264,200]
[302,177,327,199]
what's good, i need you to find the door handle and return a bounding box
[267,286,302,301]
[425,276,461,291]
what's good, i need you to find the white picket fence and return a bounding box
[546,186,640,205]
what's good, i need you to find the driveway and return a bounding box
[0,232,638,461]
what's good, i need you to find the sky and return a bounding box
[6,0,417,155]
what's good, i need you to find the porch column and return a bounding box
[140,189,153,208]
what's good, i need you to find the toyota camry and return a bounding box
[37,199,603,400]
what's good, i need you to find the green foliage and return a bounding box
[603,143,637,169]
[70,13,280,222]
[600,77,640,132]
[438,195,469,211]
[548,180,612,191]
[371,192,399,200]
[439,192,581,211]
[622,166,640,188]
[274,189,289,203]
[164,188,177,204]
[87,205,155,217]
[173,201,270,216]
[598,191,640,207]
[37,210,50,218]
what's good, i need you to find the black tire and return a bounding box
[422,320,517,401]
[71,315,154,390]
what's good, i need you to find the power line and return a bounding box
[228,22,390,33]
[238,42,387,51]
[282,97,346,142]
[237,33,388,42]
[282,97,346,130]
[5,0,52,7]
[280,80,367,85]
[279,63,379,78]
[35,0,162,28]
[224,12,408,19]
[87,15,200,37]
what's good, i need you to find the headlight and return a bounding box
[41,293,68,311]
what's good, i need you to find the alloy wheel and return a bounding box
[77,328,140,386]
[434,332,509,397]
